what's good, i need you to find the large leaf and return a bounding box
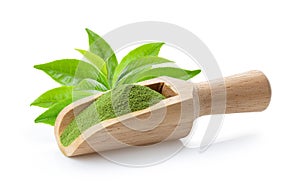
[31,86,73,108]
[75,49,107,75]
[74,79,108,92]
[86,28,118,85]
[113,42,164,83]
[34,99,72,125]
[34,59,109,87]
[115,56,173,84]
[136,68,201,82]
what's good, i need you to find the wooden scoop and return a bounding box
[54,70,271,157]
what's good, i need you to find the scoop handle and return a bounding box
[194,70,271,116]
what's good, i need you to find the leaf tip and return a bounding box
[85,28,94,35]
[34,117,41,124]
[33,64,41,69]
[34,117,55,126]
[75,48,85,54]
[30,100,40,107]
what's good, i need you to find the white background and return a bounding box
[0,0,299,185]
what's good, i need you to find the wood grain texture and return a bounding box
[195,70,271,116]
[54,70,271,157]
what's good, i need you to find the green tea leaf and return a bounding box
[72,90,100,100]
[116,56,173,84]
[137,68,201,82]
[34,59,108,87]
[75,49,107,75]
[86,28,118,85]
[74,79,108,92]
[114,66,151,86]
[113,42,164,83]
[34,99,72,125]
[31,86,73,108]
[34,89,99,125]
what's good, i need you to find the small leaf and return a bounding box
[34,59,109,87]
[34,99,72,125]
[113,42,164,83]
[74,79,108,92]
[137,68,201,82]
[116,56,173,84]
[86,28,118,86]
[31,86,73,108]
[75,49,107,75]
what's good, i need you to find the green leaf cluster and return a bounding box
[31,29,201,125]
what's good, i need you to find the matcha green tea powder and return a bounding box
[60,84,165,146]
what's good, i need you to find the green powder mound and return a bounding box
[60,84,165,146]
